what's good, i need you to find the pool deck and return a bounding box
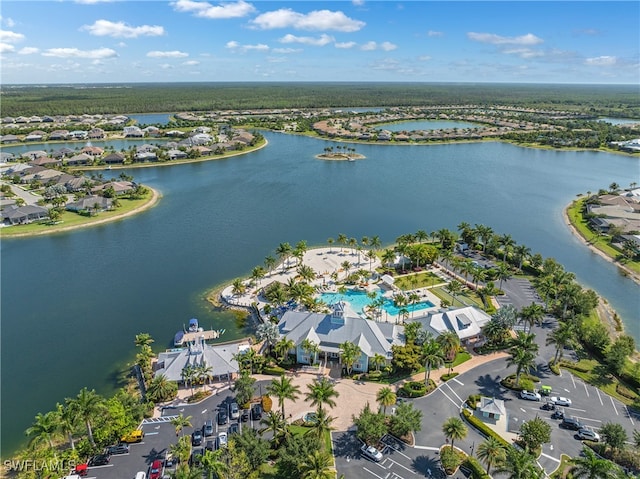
[221,246,443,324]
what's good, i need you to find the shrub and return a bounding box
[466,394,481,409]
[548,361,560,375]
[616,383,639,400]
[367,371,383,381]
[261,395,273,412]
[559,360,590,373]
[186,390,212,403]
[440,447,464,475]
[401,381,427,398]
[262,365,287,375]
[463,456,490,479]
[461,409,510,447]
[441,372,459,382]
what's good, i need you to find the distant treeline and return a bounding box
[2,82,640,117]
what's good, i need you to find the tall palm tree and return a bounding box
[275,337,295,361]
[376,387,397,414]
[436,331,460,373]
[266,375,301,418]
[445,280,463,306]
[337,233,348,252]
[499,234,516,263]
[171,414,193,437]
[382,248,396,269]
[250,266,266,287]
[147,373,177,402]
[507,349,536,387]
[339,341,362,375]
[327,238,334,253]
[305,377,339,412]
[519,302,545,333]
[306,407,335,443]
[264,255,276,275]
[546,323,575,363]
[476,437,506,475]
[370,235,382,251]
[67,387,103,447]
[422,338,445,384]
[493,447,543,479]
[301,338,321,365]
[299,450,334,479]
[181,365,197,395]
[569,447,622,479]
[513,244,531,271]
[297,264,316,283]
[261,410,287,445]
[26,411,60,450]
[275,242,292,272]
[56,402,77,450]
[366,249,377,271]
[441,416,467,451]
[370,353,386,372]
[200,449,227,479]
[495,263,512,291]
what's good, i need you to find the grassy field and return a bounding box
[393,271,445,290]
[430,286,485,309]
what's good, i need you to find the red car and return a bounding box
[149,459,163,479]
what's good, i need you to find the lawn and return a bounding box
[430,286,485,309]
[393,271,445,290]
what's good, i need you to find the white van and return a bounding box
[135,472,146,479]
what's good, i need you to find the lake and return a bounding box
[1,132,638,455]
[127,113,174,126]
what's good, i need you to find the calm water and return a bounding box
[128,113,173,126]
[1,138,171,156]
[377,120,479,131]
[598,118,640,125]
[1,132,639,455]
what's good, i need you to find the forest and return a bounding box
[2,82,640,117]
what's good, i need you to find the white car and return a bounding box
[361,445,383,462]
[520,390,541,401]
[217,432,228,448]
[577,428,600,442]
[550,396,572,407]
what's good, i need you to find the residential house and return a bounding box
[0,152,15,163]
[92,180,135,196]
[88,128,106,139]
[277,302,403,372]
[0,134,19,144]
[81,146,104,157]
[66,195,112,213]
[407,306,491,344]
[22,169,64,184]
[21,150,48,160]
[24,131,47,142]
[2,205,49,225]
[167,149,188,160]
[29,157,62,168]
[69,130,88,140]
[102,152,125,165]
[478,396,506,423]
[123,126,144,138]
[65,153,93,166]
[48,130,70,141]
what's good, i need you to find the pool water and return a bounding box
[319,289,434,317]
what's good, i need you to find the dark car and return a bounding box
[205,440,216,452]
[218,407,228,425]
[88,454,110,467]
[203,419,214,437]
[560,417,584,430]
[191,429,203,446]
[251,404,263,420]
[228,423,240,435]
[190,447,204,467]
[241,410,250,422]
[106,443,129,455]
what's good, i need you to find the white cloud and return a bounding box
[42,47,118,59]
[81,20,165,38]
[335,41,356,49]
[0,42,15,53]
[427,30,443,37]
[182,60,200,66]
[279,34,334,46]
[359,41,396,51]
[502,48,543,59]
[0,30,25,43]
[467,32,543,46]
[171,0,256,19]
[585,55,617,66]
[3,17,16,28]
[418,55,431,61]
[251,8,365,32]
[225,41,269,53]
[271,47,302,54]
[159,63,173,69]
[147,50,189,58]
[18,47,39,55]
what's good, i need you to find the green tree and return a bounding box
[219,441,258,479]
[376,387,396,415]
[353,402,387,446]
[146,374,178,403]
[305,377,339,412]
[25,411,60,450]
[370,353,386,372]
[232,427,270,470]
[305,407,335,444]
[546,321,576,363]
[519,303,545,334]
[339,341,362,375]
[301,338,321,365]
[389,402,422,438]
[261,410,287,446]
[600,422,628,452]
[233,371,257,407]
[299,450,334,479]
[570,446,623,479]
[476,437,506,475]
[266,375,301,418]
[66,387,104,447]
[518,416,551,452]
[391,342,423,373]
[170,414,193,437]
[493,447,543,479]
[422,337,445,385]
[256,322,280,357]
[134,332,154,348]
[442,416,467,450]
[276,242,292,272]
[56,402,77,450]
[437,331,460,373]
[507,348,537,387]
[200,449,227,479]
[275,337,295,362]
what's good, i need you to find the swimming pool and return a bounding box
[319,289,434,317]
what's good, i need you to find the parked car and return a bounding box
[551,409,565,420]
[577,428,600,441]
[203,419,214,437]
[251,404,263,420]
[228,423,240,435]
[88,454,110,467]
[165,451,176,468]
[121,429,145,443]
[190,448,204,467]
[135,472,146,479]
[540,401,555,411]
[361,445,383,462]
[149,459,163,479]
[560,417,584,430]
[230,402,240,420]
[241,410,250,422]
[520,390,541,401]
[550,396,572,407]
[191,429,203,446]
[218,407,228,425]
[218,431,228,448]
[106,443,129,455]
[205,440,216,452]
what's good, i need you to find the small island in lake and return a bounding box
[316,145,365,161]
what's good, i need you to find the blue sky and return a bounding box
[1,1,638,84]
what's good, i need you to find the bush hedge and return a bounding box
[548,360,561,375]
[462,457,490,479]
[401,381,427,398]
[262,365,287,375]
[461,409,510,448]
[261,395,273,412]
[441,372,459,382]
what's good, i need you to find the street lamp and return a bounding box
[470,441,475,457]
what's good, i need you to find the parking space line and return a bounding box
[540,453,560,463]
[570,373,576,389]
[414,445,440,451]
[596,388,603,406]
[363,466,386,479]
[610,396,619,415]
[582,380,589,397]
[383,442,411,460]
[388,458,417,474]
[625,405,635,426]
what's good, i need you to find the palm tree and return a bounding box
[275,242,292,272]
[305,377,339,412]
[422,338,445,384]
[476,437,506,475]
[56,403,77,450]
[26,411,60,449]
[436,331,460,373]
[445,279,463,306]
[337,233,348,252]
[366,249,377,271]
[570,446,622,479]
[507,348,536,387]
[256,322,280,356]
[519,302,545,333]
[231,278,247,297]
[493,447,543,479]
[200,449,227,479]
[299,450,334,479]
[442,416,467,451]
[297,264,316,283]
[370,235,382,251]
[261,410,287,444]
[376,387,397,414]
[301,338,321,365]
[370,353,386,372]
[147,373,177,402]
[348,237,358,255]
[266,375,301,418]
[264,255,276,275]
[250,266,266,287]
[67,387,103,447]
[327,238,334,253]
[499,234,516,263]
[306,407,335,443]
[339,341,362,375]
[495,263,512,291]
[195,363,213,390]
[275,337,295,362]
[134,332,155,348]
[171,414,193,436]
[513,244,531,271]
[471,266,486,290]
[341,260,352,278]
[382,248,396,269]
